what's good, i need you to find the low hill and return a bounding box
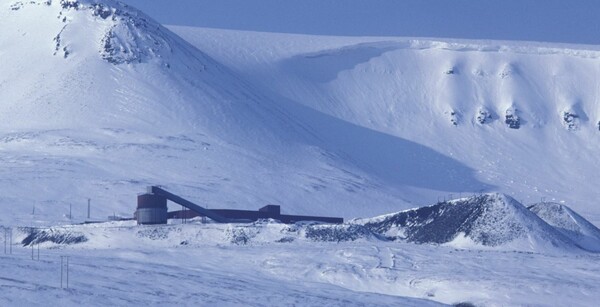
[358,194,579,253]
[529,202,600,252]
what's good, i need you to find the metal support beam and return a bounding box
[148,186,249,223]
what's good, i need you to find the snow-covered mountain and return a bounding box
[171,27,600,224]
[3,1,600,306]
[2,0,600,228]
[0,0,418,225]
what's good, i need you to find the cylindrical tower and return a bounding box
[136,193,167,225]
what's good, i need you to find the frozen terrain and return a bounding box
[1,0,600,306]
[2,210,600,306]
[2,193,598,305]
[2,0,600,226]
[0,246,444,306]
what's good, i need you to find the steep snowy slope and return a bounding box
[0,0,435,225]
[529,202,600,252]
[171,27,600,224]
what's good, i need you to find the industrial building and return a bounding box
[135,186,343,225]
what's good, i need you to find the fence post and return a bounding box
[60,256,63,288]
[66,256,69,289]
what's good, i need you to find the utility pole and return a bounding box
[60,256,70,289]
[87,198,91,219]
[4,228,10,254]
[69,204,72,220]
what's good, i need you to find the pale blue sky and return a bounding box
[121,0,600,45]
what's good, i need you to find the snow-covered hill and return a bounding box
[171,27,600,224]
[529,202,600,252]
[357,193,578,253]
[0,0,425,225]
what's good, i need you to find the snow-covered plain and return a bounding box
[0,245,444,306]
[2,218,600,306]
[1,0,600,306]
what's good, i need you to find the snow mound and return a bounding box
[528,202,600,252]
[358,193,578,252]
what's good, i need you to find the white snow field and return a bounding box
[0,245,444,306]
[1,0,600,306]
[2,218,599,306]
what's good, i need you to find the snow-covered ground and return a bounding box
[2,219,599,306]
[0,245,444,306]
